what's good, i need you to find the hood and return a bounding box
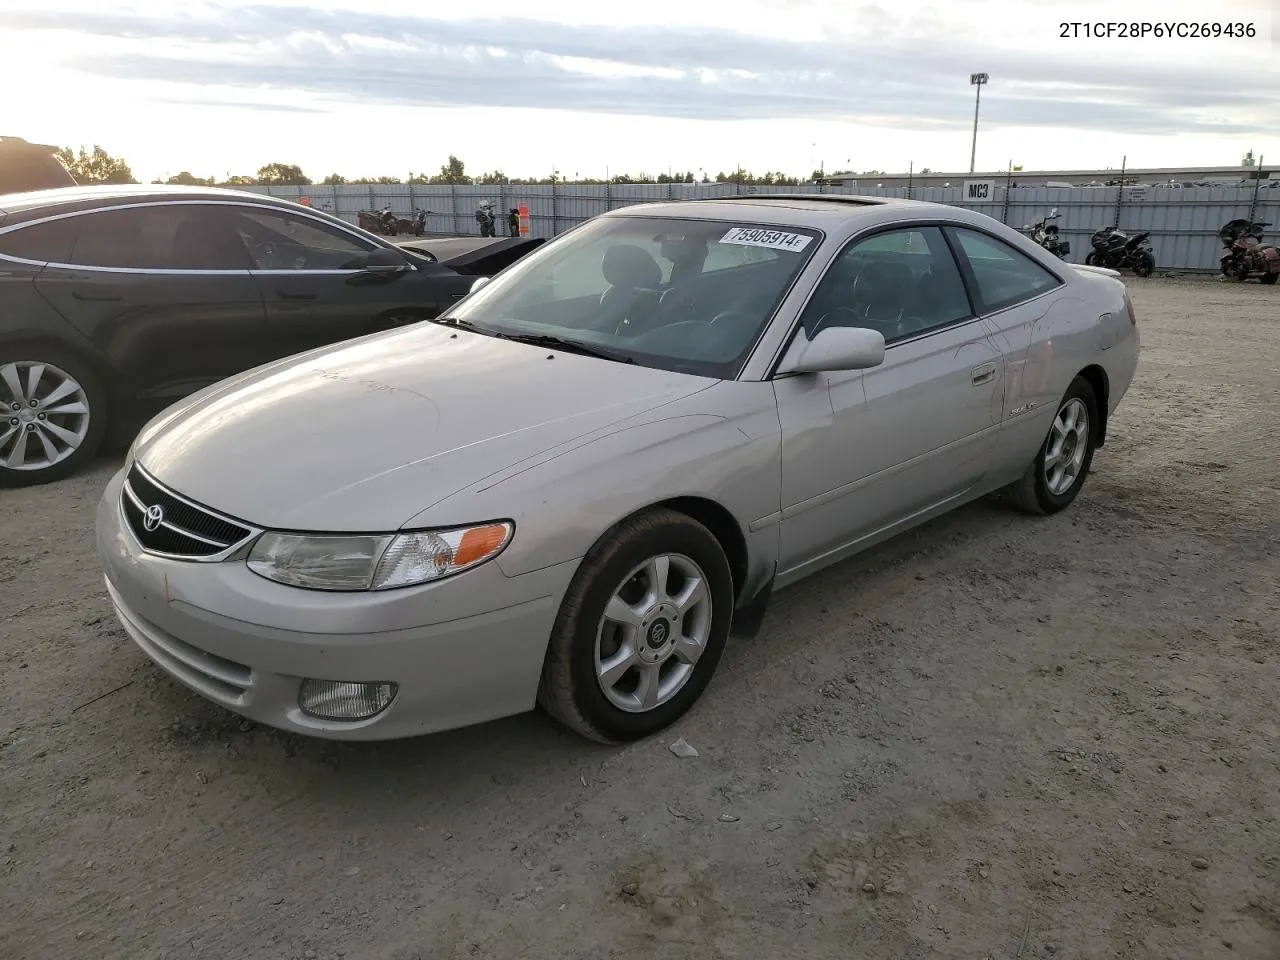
[133,324,711,531]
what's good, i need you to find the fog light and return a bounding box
[298,679,397,721]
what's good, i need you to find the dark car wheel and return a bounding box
[537,507,735,744]
[1001,376,1099,516]
[0,346,108,487]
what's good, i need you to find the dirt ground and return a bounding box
[2,276,1278,960]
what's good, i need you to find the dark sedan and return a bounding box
[0,185,543,486]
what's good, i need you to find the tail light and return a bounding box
[1124,293,1137,325]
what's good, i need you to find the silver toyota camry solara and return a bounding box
[96,195,1140,743]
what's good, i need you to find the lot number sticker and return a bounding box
[720,227,813,252]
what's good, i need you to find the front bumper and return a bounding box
[96,468,579,740]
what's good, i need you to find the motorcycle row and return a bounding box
[1021,208,1279,284]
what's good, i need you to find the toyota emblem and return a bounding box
[142,503,165,532]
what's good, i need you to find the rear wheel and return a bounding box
[1001,376,1098,516]
[1233,260,1251,282]
[537,507,734,743]
[1132,251,1154,277]
[1084,252,1099,266]
[1261,271,1278,285]
[0,347,108,487]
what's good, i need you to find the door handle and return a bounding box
[71,290,123,302]
[276,290,316,301]
[971,362,997,386]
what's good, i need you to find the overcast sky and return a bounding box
[2,0,1277,181]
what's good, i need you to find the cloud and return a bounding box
[7,4,1277,136]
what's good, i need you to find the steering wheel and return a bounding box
[251,239,279,267]
[807,307,863,338]
[629,320,720,355]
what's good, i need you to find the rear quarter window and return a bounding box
[0,217,78,263]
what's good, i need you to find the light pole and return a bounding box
[969,72,989,175]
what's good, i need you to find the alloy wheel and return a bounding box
[594,553,713,713]
[0,361,92,472]
[1044,397,1090,496]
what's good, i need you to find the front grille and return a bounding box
[121,464,255,559]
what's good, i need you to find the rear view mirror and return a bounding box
[776,326,886,375]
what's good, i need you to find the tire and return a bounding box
[1084,252,1099,266]
[1132,252,1154,278]
[0,345,108,488]
[536,507,735,743]
[1001,376,1099,516]
[1233,261,1250,282]
[1260,271,1278,285]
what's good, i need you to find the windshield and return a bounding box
[444,215,822,378]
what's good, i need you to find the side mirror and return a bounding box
[776,326,886,375]
[470,276,492,293]
[360,248,409,276]
[1050,207,1059,216]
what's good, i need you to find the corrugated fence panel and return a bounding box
[245,182,1280,271]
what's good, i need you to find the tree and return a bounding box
[431,155,471,185]
[162,171,215,186]
[55,145,136,184]
[255,162,311,185]
[919,167,932,174]
[476,170,510,185]
[223,174,258,185]
[321,173,347,185]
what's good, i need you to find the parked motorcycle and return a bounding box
[357,208,430,237]
[1218,219,1280,284]
[1022,208,1070,259]
[1085,226,1156,277]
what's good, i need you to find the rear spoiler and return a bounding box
[1071,263,1123,279]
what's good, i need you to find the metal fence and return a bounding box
[244,181,1280,274]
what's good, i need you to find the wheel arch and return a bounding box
[1076,363,1110,447]
[0,332,119,397]
[587,495,752,608]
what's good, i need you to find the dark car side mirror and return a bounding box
[355,248,410,277]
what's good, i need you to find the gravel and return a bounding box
[2,275,1278,960]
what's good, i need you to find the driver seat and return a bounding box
[598,244,663,335]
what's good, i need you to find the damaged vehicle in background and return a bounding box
[0,185,544,486]
[96,194,1140,746]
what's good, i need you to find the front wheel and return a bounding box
[1000,376,1099,516]
[537,507,735,743]
[0,348,108,487]
[1261,271,1278,285]
[1084,251,1099,266]
[1132,251,1154,278]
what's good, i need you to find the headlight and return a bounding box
[246,522,513,591]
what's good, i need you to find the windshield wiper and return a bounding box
[493,333,634,363]
[430,315,475,327]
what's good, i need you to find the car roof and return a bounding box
[0,184,304,224]
[604,194,978,231]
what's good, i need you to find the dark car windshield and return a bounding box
[444,215,822,379]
